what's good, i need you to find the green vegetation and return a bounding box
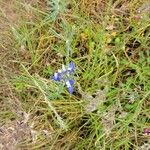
[0,0,150,149]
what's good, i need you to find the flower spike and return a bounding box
[51,62,75,94]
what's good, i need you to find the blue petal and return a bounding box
[65,80,74,94]
[65,80,74,87]
[68,62,75,72]
[68,79,74,85]
[68,86,74,94]
[52,72,61,81]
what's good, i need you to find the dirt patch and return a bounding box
[0,0,43,149]
[0,112,33,150]
[0,0,18,23]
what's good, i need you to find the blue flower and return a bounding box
[51,62,75,94]
[68,62,75,72]
[52,72,62,81]
[65,80,74,94]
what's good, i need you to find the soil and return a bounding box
[0,0,39,149]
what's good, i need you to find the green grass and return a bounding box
[1,0,150,149]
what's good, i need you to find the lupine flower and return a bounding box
[65,79,74,94]
[51,62,75,94]
[68,62,75,72]
[52,72,62,81]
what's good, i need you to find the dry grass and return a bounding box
[0,0,150,149]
